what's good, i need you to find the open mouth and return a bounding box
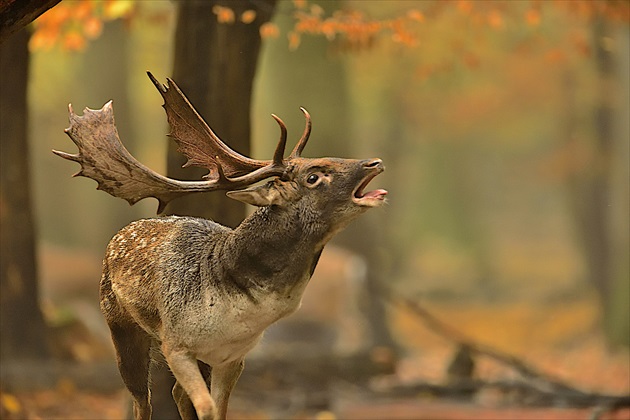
[353,171,388,207]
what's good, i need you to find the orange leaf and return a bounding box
[63,31,87,51]
[320,20,337,40]
[487,10,504,29]
[293,0,307,10]
[391,25,417,47]
[457,0,474,15]
[260,22,280,39]
[212,5,235,24]
[525,8,541,26]
[73,1,93,20]
[45,4,71,26]
[29,26,59,51]
[407,9,425,23]
[288,31,301,50]
[241,10,257,24]
[83,16,103,38]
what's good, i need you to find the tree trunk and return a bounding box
[608,26,630,348]
[567,18,625,347]
[164,0,276,227]
[592,22,630,347]
[149,2,277,417]
[0,28,50,361]
[586,17,615,310]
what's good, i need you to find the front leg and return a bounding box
[162,344,216,420]
[172,381,195,420]
[210,359,244,420]
[172,362,212,420]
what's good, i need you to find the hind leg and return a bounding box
[101,266,153,419]
[109,321,153,420]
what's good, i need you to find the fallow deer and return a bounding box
[53,72,387,420]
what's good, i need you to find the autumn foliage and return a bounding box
[29,0,133,51]
[30,0,629,53]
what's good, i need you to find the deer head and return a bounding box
[53,72,387,215]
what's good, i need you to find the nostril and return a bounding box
[364,159,382,168]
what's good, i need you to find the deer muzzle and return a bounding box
[353,159,388,207]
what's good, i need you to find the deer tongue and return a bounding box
[363,189,388,200]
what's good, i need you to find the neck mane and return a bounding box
[222,204,329,295]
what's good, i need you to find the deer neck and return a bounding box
[222,205,329,296]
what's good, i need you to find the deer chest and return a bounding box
[173,281,309,366]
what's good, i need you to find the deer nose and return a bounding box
[363,158,383,168]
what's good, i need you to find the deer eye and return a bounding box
[306,173,319,184]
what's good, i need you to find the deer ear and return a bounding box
[226,184,282,207]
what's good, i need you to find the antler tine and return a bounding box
[147,71,167,94]
[289,107,311,158]
[147,71,269,178]
[271,114,287,166]
[204,114,288,188]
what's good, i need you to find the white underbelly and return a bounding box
[186,291,304,366]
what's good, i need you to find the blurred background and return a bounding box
[1,1,628,418]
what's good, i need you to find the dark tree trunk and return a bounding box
[607,26,630,348]
[586,19,629,346]
[0,28,50,361]
[586,18,615,309]
[565,18,622,347]
[164,0,276,227]
[150,2,277,417]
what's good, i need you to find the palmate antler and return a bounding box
[53,72,312,213]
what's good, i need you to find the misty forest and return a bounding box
[1,1,629,419]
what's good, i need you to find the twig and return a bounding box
[380,289,630,410]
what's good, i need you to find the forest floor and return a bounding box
[2,358,629,420]
[2,390,629,420]
[2,245,628,419]
[2,299,629,420]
